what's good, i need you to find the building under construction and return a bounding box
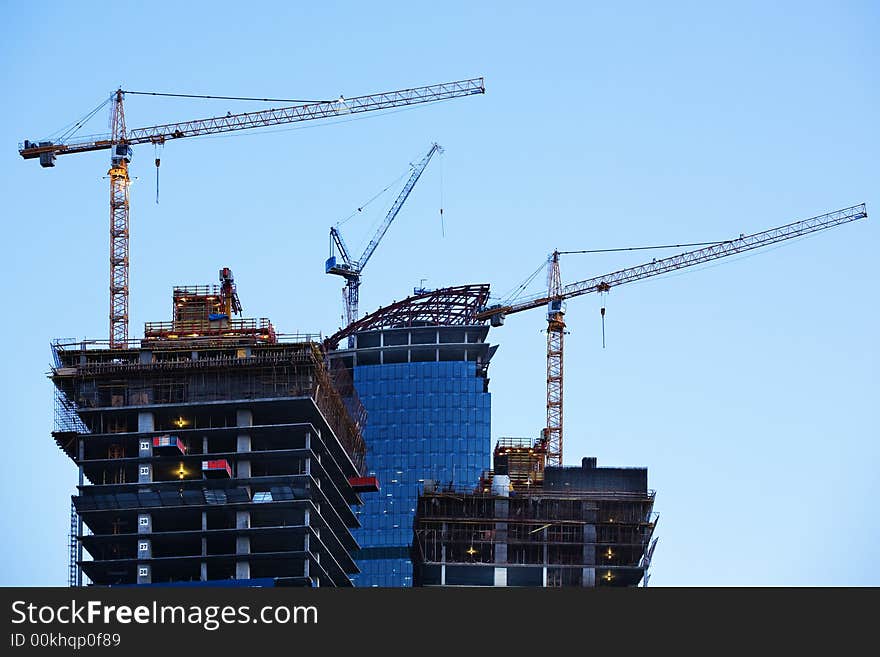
[326,285,495,586]
[411,437,658,587]
[52,270,374,587]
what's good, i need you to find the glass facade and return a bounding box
[351,360,491,587]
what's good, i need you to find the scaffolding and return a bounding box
[488,436,547,491]
[51,339,367,474]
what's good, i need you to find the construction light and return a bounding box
[174,416,189,428]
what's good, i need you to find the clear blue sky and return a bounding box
[1,1,877,586]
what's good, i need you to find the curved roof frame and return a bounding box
[325,284,490,350]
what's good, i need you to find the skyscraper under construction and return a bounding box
[327,285,495,586]
[411,439,658,587]
[52,270,373,587]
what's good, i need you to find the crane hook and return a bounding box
[153,143,163,204]
[600,291,608,349]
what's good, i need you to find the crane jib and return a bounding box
[479,203,867,320]
[19,78,484,159]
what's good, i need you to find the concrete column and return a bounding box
[137,564,151,585]
[583,568,596,587]
[137,513,152,534]
[201,511,207,581]
[494,500,508,565]
[441,522,447,585]
[304,432,311,477]
[236,409,252,479]
[202,436,209,454]
[137,412,154,433]
[76,439,84,587]
[583,523,597,587]
[138,462,152,484]
[77,438,85,488]
[304,508,311,574]
[235,510,250,580]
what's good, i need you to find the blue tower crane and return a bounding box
[326,143,443,330]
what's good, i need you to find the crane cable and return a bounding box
[497,240,724,306]
[121,90,328,104]
[154,143,164,204]
[439,149,445,237]
[337,170,408,228]
[497,260,546,306]
[559,241,725,255]
[49,94,113,143]
[600,291,607,349]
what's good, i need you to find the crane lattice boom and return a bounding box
[477,202,867,467]
[327,143,443,329]
[480,203,867,321]
[19,79,483,159]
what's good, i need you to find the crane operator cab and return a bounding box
[547,299,565,320]
[111,144,132,167]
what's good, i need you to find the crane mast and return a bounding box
[108,91,132,347]
[20,80,483,347]
[327,143,443,329]
[478,203,868,465]
[544,251,564,466]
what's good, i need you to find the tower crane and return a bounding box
[19,79,484,348]
[326,142,443,330]
[477,203,868,466]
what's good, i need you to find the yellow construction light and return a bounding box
[466,546,478,556]
[604,571,613,582]
[174,416,189,428]
[177,463,188,479]
[606,548,614,559]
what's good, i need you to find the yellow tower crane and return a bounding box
[478,203,867,466]
[19,78,485,347]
